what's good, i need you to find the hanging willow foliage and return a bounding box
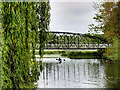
[0,1,2,89]
[36,2,50,57]
[2,1,50,88]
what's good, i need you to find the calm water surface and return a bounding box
[36,58,120,88]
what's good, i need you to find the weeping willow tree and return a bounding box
[36,2,50,57]
[0,1,2,89]
[1,1,50,88]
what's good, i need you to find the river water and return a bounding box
[36,58,120,88]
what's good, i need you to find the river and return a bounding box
[35,57,120,88]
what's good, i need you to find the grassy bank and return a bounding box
[62,51,103,59]
[32,49,105,59]
[30,50,66,55]
[62,49,105,59]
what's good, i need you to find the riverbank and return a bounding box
[32,49,105,59]
[35,54,61,58]
[62,51,104,59]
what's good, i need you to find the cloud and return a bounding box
[50,2,97,33]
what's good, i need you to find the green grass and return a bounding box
[32,49,105,59]
[30,50,67,55]
[43,50,66,55]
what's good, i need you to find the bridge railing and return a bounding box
[36,31,112,49]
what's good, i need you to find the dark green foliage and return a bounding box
[1,2,50,88]
[36,2,50,57]
[62,51,105,59]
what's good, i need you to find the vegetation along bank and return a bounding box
[33,49,105,59]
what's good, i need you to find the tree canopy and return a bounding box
[88,1,120,60]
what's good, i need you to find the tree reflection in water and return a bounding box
[36,58,120,88]
[31,60,43,87]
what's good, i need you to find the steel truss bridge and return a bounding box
[36,31,112,50]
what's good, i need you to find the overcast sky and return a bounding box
[49,0,101,34]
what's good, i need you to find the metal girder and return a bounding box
[37,31,112,50]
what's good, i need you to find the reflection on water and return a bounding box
[36,58,120,88]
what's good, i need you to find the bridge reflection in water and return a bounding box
[37,58,109,88]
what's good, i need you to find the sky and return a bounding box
[49,0,101,34]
